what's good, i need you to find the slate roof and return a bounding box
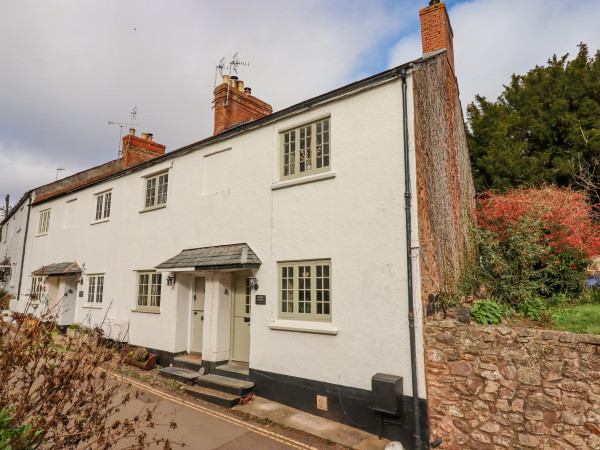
[155,243,261,270]
[31,262,81,277]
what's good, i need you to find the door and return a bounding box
[191,277,205,354]
[231,275,251,362]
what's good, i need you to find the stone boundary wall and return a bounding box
[425,319,600,449]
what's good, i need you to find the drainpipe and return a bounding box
[400,68,423,450]
[16,193,32,304]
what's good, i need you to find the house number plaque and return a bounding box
[255,295,266,305]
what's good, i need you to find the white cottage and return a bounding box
[0,3,474,447]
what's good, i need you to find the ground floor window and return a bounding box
[87,275,104,304]
[137,272,161,311]
[30,276,44,303]
[278,260,331,321]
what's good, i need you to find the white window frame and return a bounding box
[278,259,331,322]
[86,274,104,305]
[30,276,44,304]
[143,172,168,211]
[93,190,112,222]
[36,209,51,236]
[280,117,330,181]
[136,272,161,312]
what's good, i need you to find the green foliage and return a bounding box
[518,297,547,321]
[546,293,572,308]
[470,301,503,325]
[0,408,43,449]
[67,323,80,329]
[467,43,600,192]
[580,287,600,304]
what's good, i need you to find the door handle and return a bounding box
[244,317,250,323]
[194,311,197,315]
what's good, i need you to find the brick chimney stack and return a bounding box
[213,75,273,135]
[122,129,166,168]
[420,1,454,74]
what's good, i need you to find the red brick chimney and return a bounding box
[213,75,273,135]
[420,1,454,74]
[122,129,166,168]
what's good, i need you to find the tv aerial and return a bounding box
[108,106,142,158]
[213,52,249,107]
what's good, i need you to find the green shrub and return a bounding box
[546,293,571,308]
[0,408,42,448]
[518,297,547,321]
[471,301,503,325]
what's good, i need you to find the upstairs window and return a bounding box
[94,191,112,221]
[281,118,330,180]
[144,172,168,209]
[36,209,51,236]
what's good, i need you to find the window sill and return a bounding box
[91,218,110,225]
[139,204,167,214]
[271,171,337,191]
[35,233,48,237]
[131,308,161,314]
[268,319,338,335]
[83,304,103,309]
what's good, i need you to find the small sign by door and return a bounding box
[255,295,266,305]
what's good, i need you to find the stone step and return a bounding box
[213,363,250,381]
[195,374,254,397]
[184,384,242,408]
[172,355,203,372]
[158,366,200,385]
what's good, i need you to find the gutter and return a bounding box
[400,68,423,449]
[16,193,32,303]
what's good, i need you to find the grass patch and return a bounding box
[116,367,150,382]
[550,303,600,334]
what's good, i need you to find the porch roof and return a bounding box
[31,261,81,277]
[155,243,261,271]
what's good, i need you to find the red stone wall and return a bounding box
[413,54,476,316]
[213,83,273,135]
[425,319,600,449]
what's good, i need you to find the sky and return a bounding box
[2,0,600,207]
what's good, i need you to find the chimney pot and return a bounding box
[237,80,244,92]
[147,133,153,141]
[141,133,148,140]
[222,74,230,85]
[129,128,135,136]
[244,87,252,95]
[230,76,238,90]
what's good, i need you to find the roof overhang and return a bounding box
[155,243,261,272]
[31,261,81,277]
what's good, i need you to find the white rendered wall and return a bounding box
[13,72,427,395]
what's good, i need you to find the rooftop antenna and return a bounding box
[224,52,249,107]
[55,166,65,180]
[108,106,140,158]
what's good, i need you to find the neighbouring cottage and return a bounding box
[0,3,474,447]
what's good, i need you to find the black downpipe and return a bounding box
[16,194,32,303]
[400,69,423,449]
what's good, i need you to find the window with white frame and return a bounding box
[94,191,112,221]
[281,118,330,180]
[30,276,44,303]
[137,272,161,311]
[278,260,331,321]
[36,209,51,236]
[144,172,168,209]
[87,275,104,304]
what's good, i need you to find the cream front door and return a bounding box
[191,277,205,354]
[231,275,251,362]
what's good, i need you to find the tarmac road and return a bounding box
[114,374,342,450]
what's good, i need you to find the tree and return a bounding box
[467,43,600,192]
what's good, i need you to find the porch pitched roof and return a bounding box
[155,243,261,271]
[31,261,81,277]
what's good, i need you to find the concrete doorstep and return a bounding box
[232,396,389,450]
